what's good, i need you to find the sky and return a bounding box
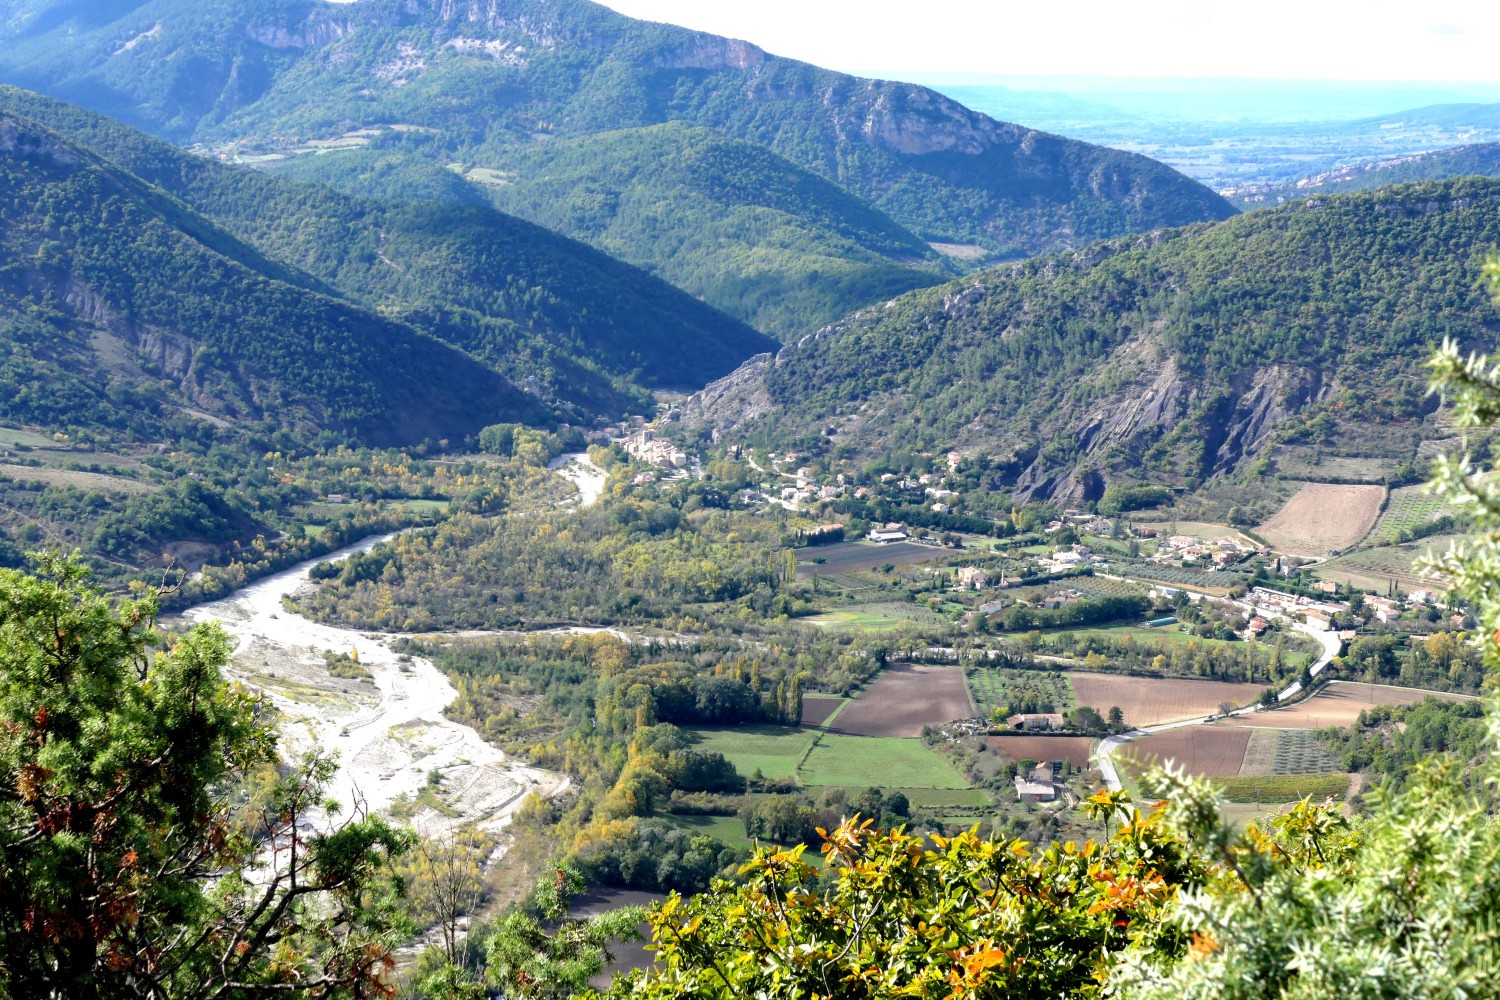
[595,0,1500,83]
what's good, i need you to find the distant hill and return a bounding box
[0,109,540,446]
[0,87,774,417]
[1229,142,1500,209]
[683,178,1500,501]
[0,0,1235,332]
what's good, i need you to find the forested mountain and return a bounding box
[0,87,772,415]
[1232,142,1500,209]
[0,0,1234,335]
[0,109,539,446]
[273,123,953,339]
[684,178,1500,500]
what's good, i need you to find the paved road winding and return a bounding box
[1093,624,1344,792]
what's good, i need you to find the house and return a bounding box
[1015,775,1057,804]
[931,502,950,514]
[977,599,1006,615]
[868,523,909,544]
[956,567,990,590]
[1302,610,1333,631]
[1316,580,1341,595]
[1051,551,1085,567]
[1006,713,1065,732]
[1247,616,1271,636]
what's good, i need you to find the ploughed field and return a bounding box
[1256,483,1385,555]
[1069,673,1265,728]
[1222,681,1473,729]
[1122,681,1477,804]
[986,735,1095,769]
[797,540,947,576]
[829,664,975,737]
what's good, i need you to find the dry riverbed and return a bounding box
[179,536,567,837]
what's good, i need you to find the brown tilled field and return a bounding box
[800,696,846,728]
[1124,726,1252,777]
[1225,681,1473,730]
[829,664,974,738]
[1069,673,1265,728]
[1256,483,1385,555]
[986,735,1095,769]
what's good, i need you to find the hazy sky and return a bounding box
[595,1,1500,82]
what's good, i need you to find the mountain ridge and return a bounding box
[682,178,1500,503]
[0,0,1237,257]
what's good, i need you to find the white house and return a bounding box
[868,523,909,544]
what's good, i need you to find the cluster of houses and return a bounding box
[621,429,690,471]
[1244,586,1351,632]
[1151,533,1264,570]
[1044,509,1113,536]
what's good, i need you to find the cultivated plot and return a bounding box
[986,735,1096,769]
[1069,672,1265,728]
[800,695,847,728]
[830,663,975,737]
[1224,681,1473,730]
[797,540,947,577]
[1124,726,1252,777]
[1256,483,1385,554]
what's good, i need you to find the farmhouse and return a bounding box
[868,523,909,544]
[1006,712,1065,732]
[956,567,990,590]
[1015,774,1057,804]
[1247,616,1271,637]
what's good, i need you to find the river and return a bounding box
[548,451,608,507]
[173,453,609,835]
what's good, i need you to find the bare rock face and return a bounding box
[679,353,775,435]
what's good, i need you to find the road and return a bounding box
[1093,623,1344,792]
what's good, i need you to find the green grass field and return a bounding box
[400,499,450,514]
[799,735,969,789]
[805,603,947,631]
[691,726,972,793]
[686,726,814,779]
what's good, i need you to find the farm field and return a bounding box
[685,725,813,780]
[797,540,949,577]
[1315,534,1461,592]
[830,664,974,737]
[1212,773,1349,803]
[804,602,948,631]
[1365,485,1452,546]
[1256,483,1385,555]
[1124,726,1251,777]
[986,735,1096,769]
[967,668,1073,720]
[1224,681,1473,730]
[0,463,153,494]
[1069,672,1265,728]
[800,695,847,728]
[800,735,969,789]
